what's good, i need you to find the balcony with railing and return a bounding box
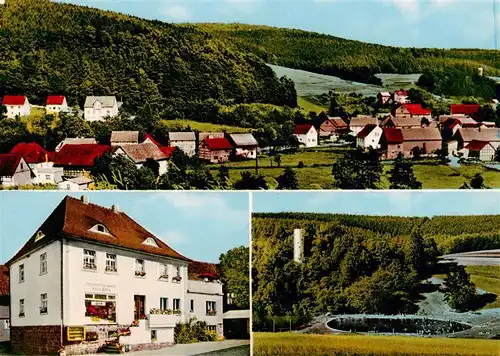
[148,309,182,327]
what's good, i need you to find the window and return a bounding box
[35,231,45,242]
[206,301,216,315]
[90,224,111,235]
[207,325,217,332]
[135,259,145,276]
[45,174,51,180]
[105,254,117,272]
[40,293,48,314]
[143,237,159,248]
[19,264,24,283]
[40,253,47,275]
[176,266,181,278]
[160,297,168,311]
[173,298,181,311]
[190,299,194,312]
[83,250,96,270]
[85,294,116,322]
[159,264,168,279]
[19,299,24,317]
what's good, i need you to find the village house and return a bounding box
[55,138,98,153]
[294,124,318,148]
[356,124,383,149]
[380,128,405,159]
[0,266,9,343]
[199,138,233,163]
[380,115,423,129]
[318,117,349,142]
[450,104,480,117]
[393,89,409,104]
[393,104,432,120]
[46,96,70,114]
[57,176,94,191]
[401,127,443,157]
[10,142,63,185]
[2,95,31,118]
[227,133,259,160]
[113,143,169,175]
[377,92,392,106]
[454,128,500,150]
[54,144,111,178]
[349,116,378,135]
[142,134,176,158]
[0,154,33,187]
[84,96,119,122]
[7,195,224,355]
[168,132,196,157]
[110,131,139,146]
[460,140,496,161]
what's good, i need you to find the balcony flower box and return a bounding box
[159,274,169,280]
[130,320,139,327]
[83,264,97,270]
[206,310,217,316]
[135,271,146,277]
[18,313,25,317]
[105,266,117,273]
[172,276,182,283]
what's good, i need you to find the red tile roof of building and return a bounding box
[143,133,162,147]
[54,144,110,167]
[450,104,480,116]
[356,124,377,139]
[203,138,233,150]
[401,104,432,115]
[394,90,408,96]
[383,128,404,144]
[8,196,190,266]
[160,146,176,158]
[0,266,8,296]
[46,95,65,106]
[2,95,27,106]
[0,153,23,176]
[465,140,491,151]
[294,124,314,135]
[188,260,220,281]
[10,142,54,164]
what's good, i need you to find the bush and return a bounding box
[174,318,217,344]
[297,161,305,168]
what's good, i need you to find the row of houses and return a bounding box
[0,195,249,355]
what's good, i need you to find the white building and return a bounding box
[84,96,119,122]
[56,176,93,191]
[168,132,196,157]
[0,154,32,187]
[7,195,223,355]
[0,266,9,343]
[2,95,31,118]
[356,124,383,149]
[46,96,70,114]
[294,124,318,148]
[32,162,63,185]
[349,116,379,136]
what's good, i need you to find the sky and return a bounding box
[253,190,500,216]
[0,192,249,264]
[59,0,500,49]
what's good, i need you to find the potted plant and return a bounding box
[105,266,117,272]
[159,274,169,280]
[173,310,181,315]
[131,320,139,327]
[135,270,146,277]
[172,275,182,282]
[206,310,217,316]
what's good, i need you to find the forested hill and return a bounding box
[252,212,500,254]
[0,0,295,111]
[200,24,500,85]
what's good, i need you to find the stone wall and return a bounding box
[11,325,62,355]
[130,342,172,352]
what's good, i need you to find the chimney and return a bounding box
[293,229,304,263]
[81,195,89,204]
[112,204,120,213]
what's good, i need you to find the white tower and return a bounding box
[293,228,304,263]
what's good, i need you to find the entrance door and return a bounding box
[134,295,145,321]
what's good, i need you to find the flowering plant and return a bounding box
[172,275,182,282]
[131,320,139,327]
[83,263,97,270]
[206,310,217,316]
[159,274,169,280]
[105,266,117,272]
[135,271,146,277]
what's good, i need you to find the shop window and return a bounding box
[85,293,116,322]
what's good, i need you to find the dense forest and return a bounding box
[252,213,500,324]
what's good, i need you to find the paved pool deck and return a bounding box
[87,340,250,356]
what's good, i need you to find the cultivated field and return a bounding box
[253,332,500,356]
[297,97,328,114]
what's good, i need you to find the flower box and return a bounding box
[159,274,169,280]
[172,275,182,283]
[206,310,217,316]
[135,271,146,277]
[105,266,117,273]
[83,264,97,270]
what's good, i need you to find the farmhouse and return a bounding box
[113,143,169,175]
[46,96,69,114]
[110,131,139,146]
[168,132,196,157]
[454,128,500,150]
[54,144,111,177]
[57,176,94,191]
[461,140,496,161]
[227,133,259,159]
[356,124,382,149]
[55,138,98,152]
[10,142,63,185]
[401,127,442,157]
[294,124,318,148]
[0,154,33,187]
[7,195,224,355]
[84,96,119,122]
[380,128,404,159]
[319,117,349,142]
[199,138,233,163]
[0,266,9,343]
[393,89,408,104]
[349,116,378,135]
[393,104,432,120]
[380,115,422,129]
[2,95,31,118]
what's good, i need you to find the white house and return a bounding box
[2,96,31,118]
[168,132,196,157]
[56,176,93,191]
[84,96,119,122]
[7,195,224,355]
[0,266,9,343]
[356,124,383,149]
[46,96,70,114]
[113,143,169,176]
[294,124,318,148]
[0,154,32,187]
[32,162,63,185]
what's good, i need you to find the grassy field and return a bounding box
[253,332,500,356]
[297,97,328,114]
[467,266,500,309]
[159,119,251,133]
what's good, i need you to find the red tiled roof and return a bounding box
[160,146,176,158]
[0,266,8,296]
[450,104,480,116]
[0,154,23,176]
[383,128,404,144]
[46,96,65,106]
[394,90,408,96]
[203,138,233,150]
[10,142,53,164]
[294,124,314,135]
[8,196,190,266]
[356,124,377,139]
[143,133,162,147]
[54,144,110,167]
[465,140,491,151]
[401,104,432,115]
[2,95,27,106]
[188,260,220,281]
